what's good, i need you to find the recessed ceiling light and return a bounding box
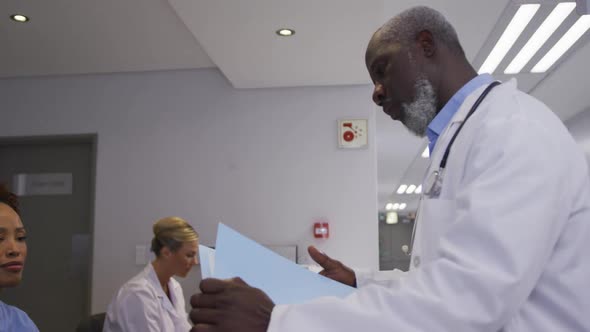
[385,203,394,211]
[399,203,407,210]
[532,14,590,73]
[479,4,540,74]
[276,28,295,37]
[406,185,417,194]
[505,2,576,74]
[10,14,30,23]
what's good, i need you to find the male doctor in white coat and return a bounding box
[189,6,590,332]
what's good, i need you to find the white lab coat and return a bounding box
[268,79,590,331]
[103,264,191,332]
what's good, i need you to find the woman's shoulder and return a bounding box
[118,276,156,297]
[115,266,160,300]
[0,301,39,331]
[0,301,30,319]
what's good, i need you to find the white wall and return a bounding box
[0,68,379,312]
[566,108,590,170]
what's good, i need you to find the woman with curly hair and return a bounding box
[0,184,39,331]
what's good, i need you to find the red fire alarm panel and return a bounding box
[313,222,329,239]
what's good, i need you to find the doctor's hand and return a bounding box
[190,277,275,332]
[308,246,357,288]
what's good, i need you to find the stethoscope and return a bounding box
[404,81,501,257]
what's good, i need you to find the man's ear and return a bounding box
[417,30,436,58]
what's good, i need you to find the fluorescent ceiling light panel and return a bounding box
[406,185,417,194]
[415,185,422,194]
[479,4,540,74]
[392,203,400,210]
[399,203,407,210]
[397,184,408,194]
[532,14,590,73]
[505,2,576,74]
[385,203,394,210]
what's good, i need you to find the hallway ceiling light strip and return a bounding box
[397,184,408,194]
[479,4,540,74]
[505,2,576,74]
[531,14,590,72]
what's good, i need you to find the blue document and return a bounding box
[213,223,355,304]
[198,245,216,279]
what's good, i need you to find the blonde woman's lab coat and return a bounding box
[103,264,191,332]
[268,79,590,331]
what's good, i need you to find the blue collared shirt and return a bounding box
[0,301,39,332]
[426,74,494,153]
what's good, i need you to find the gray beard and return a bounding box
[401,78,438,137]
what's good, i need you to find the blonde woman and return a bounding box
[104,217,199,332]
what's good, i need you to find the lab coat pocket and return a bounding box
[417,198,457,264]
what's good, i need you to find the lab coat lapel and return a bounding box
[146,264,178,316]
[411,82,502,269]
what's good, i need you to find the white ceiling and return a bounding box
[0,0,214,77]
[168,0,386,88]
[1,0,589,212]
